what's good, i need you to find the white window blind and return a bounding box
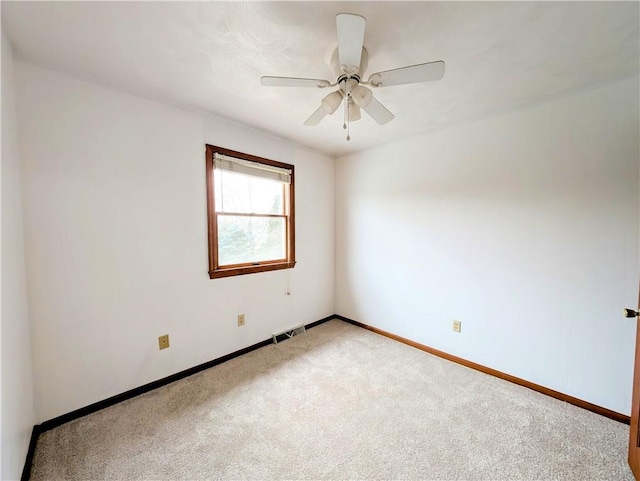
[213,153,291,184]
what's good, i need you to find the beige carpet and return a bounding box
[30,319,633,480]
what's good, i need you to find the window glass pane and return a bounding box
[217,215,286,266]
[216,170,283,215]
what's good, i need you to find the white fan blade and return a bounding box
[362,96,395,125]
[304,105,328,126]
[261,76,330,88]
[336,13,366,74]
[368,61,445,87]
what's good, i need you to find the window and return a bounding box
[205,145,295,279]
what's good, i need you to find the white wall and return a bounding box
[15,62,335,422]
[1,33,36,480]
[336,77,640,415]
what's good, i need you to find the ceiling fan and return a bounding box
[260,13,445,140]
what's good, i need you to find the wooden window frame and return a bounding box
[205,145,296,279]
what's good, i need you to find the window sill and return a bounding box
[209,261,296,279]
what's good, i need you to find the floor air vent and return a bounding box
[272,324,306,344]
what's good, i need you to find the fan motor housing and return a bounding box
[339,77,360,96]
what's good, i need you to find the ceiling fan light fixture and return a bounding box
[321,90,344,114]
[351,85,373,108]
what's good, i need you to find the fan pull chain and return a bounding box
[346,96,351,141]
[347,102,351,140]
[343,98,347,130]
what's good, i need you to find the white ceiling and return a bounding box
[2,1,639,157]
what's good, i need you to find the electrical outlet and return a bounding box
[237,314,245,327]
[158,334,170,350]
[453,320,461,333]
